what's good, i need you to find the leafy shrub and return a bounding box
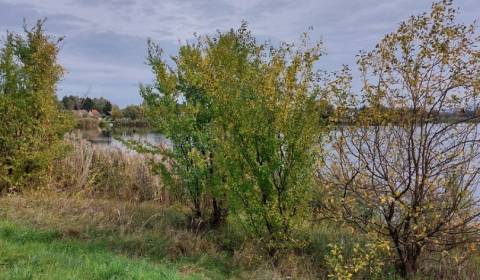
[0,20,73,192]
[325,238,392,279]
[142,24,331,253]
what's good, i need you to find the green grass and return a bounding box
[0,221,202,280]
[0,193,246,279]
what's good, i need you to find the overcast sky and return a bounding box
[0,0,478,107]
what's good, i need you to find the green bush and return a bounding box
[0,20,73,192]
[142,24,330,253]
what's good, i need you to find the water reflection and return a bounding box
[79,128,169,151]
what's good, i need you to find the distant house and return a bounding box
[88,109,102,119]
[72,109,102,129]
[71,109,102,120]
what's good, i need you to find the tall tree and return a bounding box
[122,105,144,120]
[142,24,329,253]
[103,100,112,115]
[141,37,226,226]
[110,105,123,119]
[205,27,327,253]
[0,20,73,192]
[82,97,94,111]
[322,1,480,277]
[61,95,81,110]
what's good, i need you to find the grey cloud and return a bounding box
[182,0,238,17]
[152,29,174,38]
[0,1,40,31]
[70,0,136,9]
[1,0,479,106]
[58,32,178,104]
[0,1,91,35]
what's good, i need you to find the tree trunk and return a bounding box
[404,258,418,279]
[210,197,226,228]
[397,247,420,279]
[194,198,202,219]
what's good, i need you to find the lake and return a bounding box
[80,128,169,151]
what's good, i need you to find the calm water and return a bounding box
[80,128,169,151]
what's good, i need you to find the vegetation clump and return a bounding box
[0,20,73,192]
[322,0,480,277]
[140,24,329,255]
[1,1,480,279]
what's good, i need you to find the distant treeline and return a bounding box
[61,95,148,127]
[61,95,112,115]
[60,95,145,120]
[334,104,480,125]
[111,104,145,121]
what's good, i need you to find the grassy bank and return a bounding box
[4,135,473,279]
[0,221,184,280]
[0,191,310,279]
[1,134,476,279]
[2,190,479,279]
[0,192,240,279]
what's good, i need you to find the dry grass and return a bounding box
[0,190,325,279]
[75,117,101,129]
[16,132,477,279]
[0,191,220,263]
[4,187,478,279]
[50,132,168,202]
[233,245,318,280]
[0,190,226,278]
[0,189,160,234]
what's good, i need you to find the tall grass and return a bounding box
[0,221,193,280]
[50,132,167,202]
[38,132,480,279]
[75,117,101,129]
[113,118,149,128]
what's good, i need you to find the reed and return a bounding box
[51,132,167,202]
